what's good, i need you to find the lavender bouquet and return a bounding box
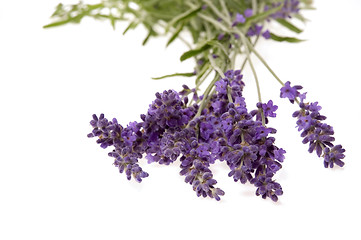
[46,0,345,202]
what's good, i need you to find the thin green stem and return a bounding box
[234,29,285,86]
[190,73,219,122]
[252,0,258,14]
[219,0,230,20]
[239,33,265,125]
[198,13,229,32]
[240,35,260,71]
[196,67,213,89]
[249,58,262,103]
[250,44,284,86]
[208,55,226,78]
[231,50,237,69]
[189,56,228,123]
[240,58,247,71]
[203,0,232,25]
[203,21,212,39]
[239,36,261,103]
[178,35,192,49]
[227,86,233,103]
[188,71,209,107]
[241,132,245,144]
[158,21,192,49]
[158,21,197,69]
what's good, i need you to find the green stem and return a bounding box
[227,86,233,103]
[198,13,229,32]
[208,55,226,78]
[250,43,284,86]
[203,21,213,39]
[158,21,197,69]
[240,34,260,71]
[240,58,247,72]
[236,29,285,86]
[252,0,258,14]
[231,50,237,69]
[196,67,213,89]
[239,33,265,126]
[241,132,245,144]
[239,36,260,102]
[219,0,230,20]
[203,0,232,25]
[249,58,262,104]
[191,73,219,121]
[178,35,192,49]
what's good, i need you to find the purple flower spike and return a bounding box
[283,82,346,168]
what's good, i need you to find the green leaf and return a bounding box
[195,62,210,85]
[142,22,158,45]
[86,3,104,11]
[123,21,139,35]
[152,72,195,80]
[188,20,201,44]
[142,30,153,45]
[44,3,104,29]
[43,19,71,28]
[293,13,309,23]
[166,5,202,32]
[276,19,303,33]
[227,0,246,12]
[270,33,305,43]
[51,3,65,17]
[180,43,212,62]
[206,40,230,60]
[166,23,184,47]
[244,4,283,30]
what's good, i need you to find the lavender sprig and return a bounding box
[281,81,345,168]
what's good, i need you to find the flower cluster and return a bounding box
[231,8,271,40]
[268,0,300,19]
[88,70,286,201]
[87,114,150,182]
[280,81,345,168]
[230,0,300,40]
[216,2,299,42]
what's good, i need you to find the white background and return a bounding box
[1,1,360,239]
